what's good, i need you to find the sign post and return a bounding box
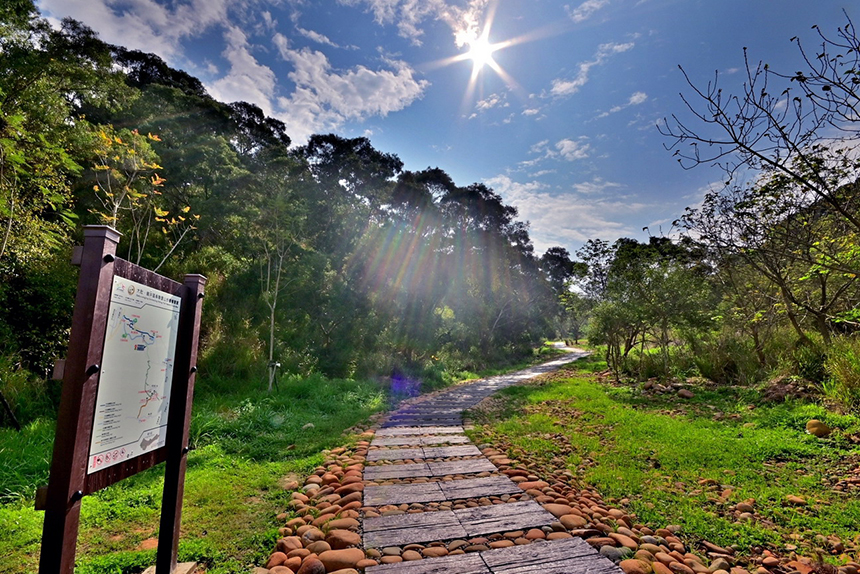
[38,226,206,574]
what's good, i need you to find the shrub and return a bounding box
[824,336,860,412]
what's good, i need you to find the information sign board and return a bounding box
[88,276,181,474]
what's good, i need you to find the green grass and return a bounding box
[469,357,860,557]
[0,374,388,574]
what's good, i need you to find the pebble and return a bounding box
[318,548,365,571]
[266,552,288,568]
[805,420,831,437]
[295,557,325,574]
[621,559,654,574]
[402,550,423,561]
[601,546,629,562]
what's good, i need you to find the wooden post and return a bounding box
[39,226,120,574]
[156,274,206,574]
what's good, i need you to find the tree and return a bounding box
[0,7,127,262]
[250,159,307,391]
[540,247,576,294]
[660,13,860,238]
[678,177,859,345]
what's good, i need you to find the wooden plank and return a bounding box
[384,419,464,427]
[371,435,469,447]
[372,437,425,447]
[439,475,521,500]
[389,409,463,415]
[387,416,464,424]
[363,510,466,548]
[376,426,464,436]
[364,463,431,480]
[364,482,444,506]
[482,537,621,574]
[366,553,489,574]
[421,435,469,445]
[454,500,555,536]
[428,459,498,476]
[422,445,481,458]
[367,448,424,462]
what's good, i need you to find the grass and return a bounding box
[468,356,860,559]
[0,373,388,574]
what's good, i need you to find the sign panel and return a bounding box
[87,276,181,474]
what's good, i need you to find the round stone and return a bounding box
[318,548,365,571]
[621,560,654,574]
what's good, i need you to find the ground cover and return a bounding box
[468,356,860,564]
[0,375,388,574]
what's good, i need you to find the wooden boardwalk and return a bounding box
[364,475,521,506]
[361,350,621,574]
[367,538,619,574]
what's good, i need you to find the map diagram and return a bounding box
[88,276,181,474]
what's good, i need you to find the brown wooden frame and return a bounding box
[38,226,206,574]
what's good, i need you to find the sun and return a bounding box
[466,33,499,71]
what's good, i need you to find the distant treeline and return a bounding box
[0,0,578,415]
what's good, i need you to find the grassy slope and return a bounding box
[469,357,860,559]
[0,342,567,574]
[0,375,387,574]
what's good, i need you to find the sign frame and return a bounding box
[38,226,206,574]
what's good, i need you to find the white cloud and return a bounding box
[530,140,551,154]
[628,91,648,106]
[339,0,489,46]
[38,0,430,146]
[275,47,429,142]
[556,138,592,161]
[520,136,592,167]
[595,90,648,118]
[273,33,291,59]
[37,0,230,61]
[474,93,508,113]
[486,174,644,251]
[297,27,340,48]
[208,26,278,116]
[550,41,635,97]
[522,108,542,116]
[571,177,622,194]
[567,0,610,23]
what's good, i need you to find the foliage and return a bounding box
[824,336,860,411]
[0,2,571,415]
[0,372,387,574]
[469,358,860,555]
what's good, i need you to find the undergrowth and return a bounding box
[469,356,860,559]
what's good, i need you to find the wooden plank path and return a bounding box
[364,475,521,506]
[363,458,497,481]
[361,349,621,573]
[375,426,465,437]
[367,444,481,461]
[367,538,619,574]
[364,511,466,548]
[371,435,471,447]
[363,501,556,547]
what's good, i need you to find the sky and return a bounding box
[36,0,855,256]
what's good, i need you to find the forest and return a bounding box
[2,2,860,572]
[0,0,580,427]
[2,1,860,428]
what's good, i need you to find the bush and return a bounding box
[0,355,59,428]
[790,340,827,383]
[824,336,860,412]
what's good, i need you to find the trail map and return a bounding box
[87,276,181,474]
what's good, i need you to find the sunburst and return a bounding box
[420,1,568,112]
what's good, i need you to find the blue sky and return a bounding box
[37,0,854,255]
